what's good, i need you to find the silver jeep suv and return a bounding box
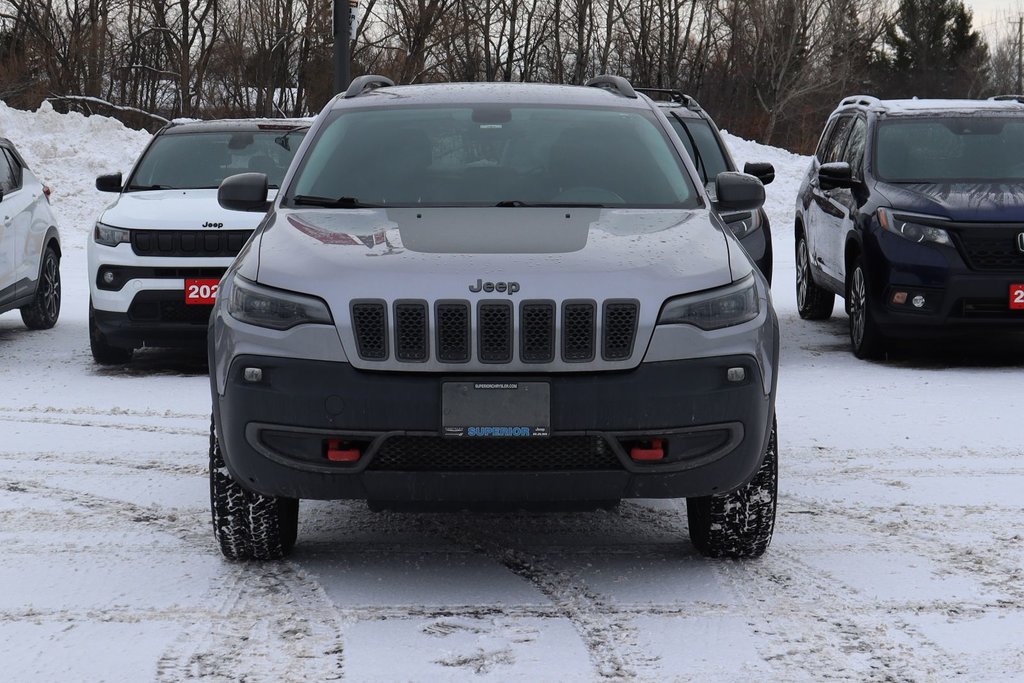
[208,76,780,561]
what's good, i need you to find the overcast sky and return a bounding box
[966,0,1023,41]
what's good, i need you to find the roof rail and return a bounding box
[344,75,396,99]
[634,87,702,111]
[989,94,1024,103]
[585,75,637,99]
[839,95,881,108]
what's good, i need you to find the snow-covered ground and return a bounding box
[2,104,1023,681]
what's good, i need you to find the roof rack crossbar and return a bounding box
[344,75,396,99]
[585,75,637,99]
[839,94,880,108]
[635,87,702,111]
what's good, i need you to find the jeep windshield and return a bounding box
[286,105,700,209]
[875,116,1024,183]
[126,129,306,191]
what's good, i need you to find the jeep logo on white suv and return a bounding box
[469,279,520,294]
[203,221,224,228]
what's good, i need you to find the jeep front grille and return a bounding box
[369,435,621,471]
[350,298,639,365]
[130,230,252,258]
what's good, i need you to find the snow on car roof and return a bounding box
[833,96,1024,117]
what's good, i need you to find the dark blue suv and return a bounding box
[795,96,1024,358]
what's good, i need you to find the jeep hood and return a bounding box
[875,182,1024,222]
[99,189,275,230]
[254,207,740,298]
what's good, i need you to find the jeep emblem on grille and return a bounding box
[203,221,224,228]
[469,279,520,294]
[1017,232,1024,254]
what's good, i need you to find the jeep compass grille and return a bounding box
[954,227,1024,271]
[369,435,621,471]
[352,301,388,360]
[353,298,639,365]
[131,230,252,257]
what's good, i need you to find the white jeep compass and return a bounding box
[88,119,307,363]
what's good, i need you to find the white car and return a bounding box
[0,138,61,330]
[88,119,308,363]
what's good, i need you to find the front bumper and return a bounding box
[867,231,1024,336]
[213,354,776,502]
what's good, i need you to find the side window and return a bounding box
[822,116,854,164]
[842,117,867,179]
[814,119,837,161]
[0,150,16,194]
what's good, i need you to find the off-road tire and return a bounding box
[847,256,886,360]
[687,418,777,559]
[795,236,834,320]
[20,247,61,329]
[209,416,298,560]
[89,300,133,364]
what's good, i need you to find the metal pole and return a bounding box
[1018,16,1023,95]
[334,0,351,94]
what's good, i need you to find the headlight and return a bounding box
[722,210,763,239]
[877,208,952,246]
[227,274,333,330]
[658,274,760,329]
[94,222,130,246]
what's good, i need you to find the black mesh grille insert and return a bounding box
[521,301,555,363]
[603,301,639,361]
[478,302,512,362]
[369,435,621,471]
[954,228,1024,271]
[352,302,388,360]
[131,230,251,257]
[394,301,428,361]
[127,291,212,324]
[562,302,596,362]
[436,303,470,362]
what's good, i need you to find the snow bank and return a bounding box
[0,100,151,251]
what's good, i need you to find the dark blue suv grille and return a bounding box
[954,227,1024,271]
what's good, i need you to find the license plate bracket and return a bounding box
[441,381,550,438]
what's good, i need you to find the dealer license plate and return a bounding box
[441,381,550,438]
[1011,284,1024,310]
[185,278,220,305]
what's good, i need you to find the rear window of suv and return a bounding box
[876,117,1024,182]
[127,129,306,191]
[287,105,699,208]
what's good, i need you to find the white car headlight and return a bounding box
[227,274,333,330]
[658,274,760,329]
[94,222,130,246]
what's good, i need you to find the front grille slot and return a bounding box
[369,435,621,471]
[520,301,555,362]
[436,302,470,362]
[127,292,212,324]
[562,301,596,362]
[959,298,1024,319]
[131,230,251,258]
[603,301,639,361]
[954,228,1024,271]
[478,302,513,362]
[351,301,388,360]
[394,301,428,361]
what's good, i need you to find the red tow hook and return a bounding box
[630,438,666,462]
[325,439,361,462]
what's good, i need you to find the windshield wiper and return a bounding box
[127,183,176,190]
[291,195,380,208]
[495,200,608,208]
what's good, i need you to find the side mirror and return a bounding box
[714,171,765,213]
[219,173,270,212]
[96,172,123,193]
[744,161,775,186]
[818,162,854,190]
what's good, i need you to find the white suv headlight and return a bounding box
[94,222,130,246]
[658,274,760,329]
[228,274,333,330]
